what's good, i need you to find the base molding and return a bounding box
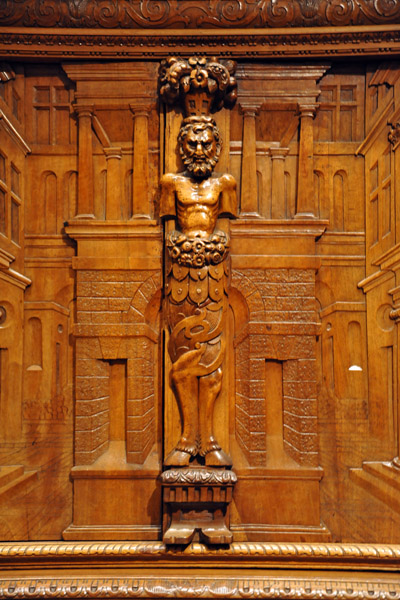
[230,522,331,542]
[1,568,400,599]
[350,461,400,513]
[62,524,161,541]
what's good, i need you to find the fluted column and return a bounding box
[240,103,260,217]
[296,103,318,218]
[104,147,122,220]
[75,104,95,219]
[270,146,289,219]
[130,103,151,218]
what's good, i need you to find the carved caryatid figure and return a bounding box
[160,57,237,468]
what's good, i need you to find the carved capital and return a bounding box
[104,147,122,161]
[239,102,261,118]
[73,104,94,119]
[298,103,319,119]
[130,103,152,118]
[270,146,290,159]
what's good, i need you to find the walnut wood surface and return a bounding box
[2,11,400,593]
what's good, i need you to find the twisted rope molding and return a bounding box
[1,541,400,560]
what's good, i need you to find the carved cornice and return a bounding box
[1,28,400,60]
[1,574,400,599]
[1,0,400,28]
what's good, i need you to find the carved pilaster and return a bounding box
[239,103,261,217]
[130,103,151,218]
[296,103,318,219]
[104,147,122,220]
[270,146,290,219]
[74,105,95,219]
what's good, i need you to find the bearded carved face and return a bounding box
[179,118,221,179]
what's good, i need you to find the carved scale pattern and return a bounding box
[1,577,400,599]
[1,0,400,28]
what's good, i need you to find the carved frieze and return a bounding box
[1,0,400,28]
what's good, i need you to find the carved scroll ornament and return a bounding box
[1,0,400,28]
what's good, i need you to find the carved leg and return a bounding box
[198,367,232,467]
[164,364,199,467]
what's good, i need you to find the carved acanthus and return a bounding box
[160,467,237,485]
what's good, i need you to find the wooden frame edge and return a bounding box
[1,542,400,598]
[1,19,400,597]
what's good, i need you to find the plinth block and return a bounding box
[160,467,237,545]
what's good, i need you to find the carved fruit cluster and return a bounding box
[166,231,229,267]
[159,56,237,114]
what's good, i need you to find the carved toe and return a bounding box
[163,449,192,467]
[205,448,233,467]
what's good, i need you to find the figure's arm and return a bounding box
[160,173,177,218]
[218,173,238,218]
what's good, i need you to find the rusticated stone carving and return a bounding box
[159,56,238,545]
[1,0,400,28]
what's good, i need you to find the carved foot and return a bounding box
[164,522,196,545]
[164,449,192,467]
[200,522,233,545]
[205,448,233,467]
[164,438,199,466]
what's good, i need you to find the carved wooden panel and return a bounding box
[2,50,400,568]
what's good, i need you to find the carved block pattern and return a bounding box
[232,268,318,466]
[74,270,160,465]
[126,341,156,464]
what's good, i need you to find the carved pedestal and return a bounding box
[161,467,237,544]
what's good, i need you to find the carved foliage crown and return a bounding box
[159,56,237,117]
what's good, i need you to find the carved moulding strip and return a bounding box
[1,541,400,569]
[1,28,400,60]
[1,573,400,599]
[1,0,400,28]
